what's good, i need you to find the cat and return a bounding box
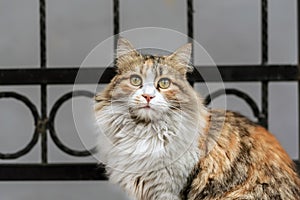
[94,38,300,200]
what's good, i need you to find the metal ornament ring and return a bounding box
[0,92,40,159]
[48,90,97,157]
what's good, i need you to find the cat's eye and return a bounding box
[158,78,171,89]
[130,75,142,87]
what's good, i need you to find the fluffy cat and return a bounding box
[94,38,300,200]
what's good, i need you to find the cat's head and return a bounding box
[96,38,200,122]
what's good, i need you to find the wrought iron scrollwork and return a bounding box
[204,89,262,123]
[0,90,98,160]
[48,90,97,157]
[0,92,40,159]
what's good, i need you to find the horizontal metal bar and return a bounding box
[0,65,299,85]
[0,68,115,85]
[191,64,300,82]
[0,163,107,181]
[0,161,299,181]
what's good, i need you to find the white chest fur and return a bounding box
[95,106,205,199]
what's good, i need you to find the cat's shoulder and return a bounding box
[209,109,256,125]
[207,109,294,166]
[207,109,282,146]
[208,109,259,134]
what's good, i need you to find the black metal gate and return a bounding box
[0,0,299,181]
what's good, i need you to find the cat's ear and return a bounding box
[116,37,140,59]
[166,43,193,73]
[116,38,141,72]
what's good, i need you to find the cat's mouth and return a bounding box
[136,104,156,112]
[137,103,153,110]
[130,104,165,122]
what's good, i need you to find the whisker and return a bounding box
[110,99,128,103]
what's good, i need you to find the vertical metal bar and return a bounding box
[40,0,47,163]
[113,0,120,53]
[261,82,268,128]
[261,0,268,64]
[297,0,300,161]
[187,0,194,62]
[261,0,269,129]
[187,0,195,86]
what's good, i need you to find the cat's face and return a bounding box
[97,38,197,122]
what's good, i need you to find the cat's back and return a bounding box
[183,110,300,200]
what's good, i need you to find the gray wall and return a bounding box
[0,0,297,199]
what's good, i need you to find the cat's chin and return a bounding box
[131,106,164,122]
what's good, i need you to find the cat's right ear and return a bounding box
[116,37,140,59]
[116,37,141,73]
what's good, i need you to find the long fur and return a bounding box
[95,38,300,200]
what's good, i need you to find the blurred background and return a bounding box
[0,0,298,199]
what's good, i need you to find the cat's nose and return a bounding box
[142,94,155,103]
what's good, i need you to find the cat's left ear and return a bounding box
[116,37,140,59]
[116,37,141,73]
[166,43,193,73]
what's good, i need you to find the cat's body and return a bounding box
[95,38,300,200]
[181,110,300,199]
